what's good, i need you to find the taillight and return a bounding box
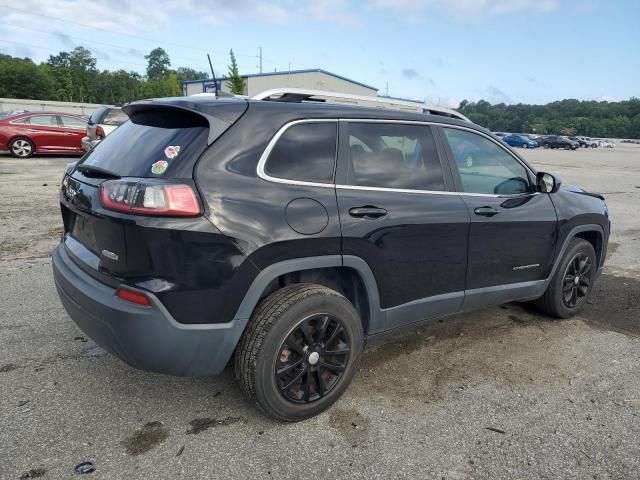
[100,179,201,217]
[96,126,106,139]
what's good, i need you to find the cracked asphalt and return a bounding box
[1,145,639,479]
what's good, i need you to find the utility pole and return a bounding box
[257,47,263,73]
[385,82,389,97]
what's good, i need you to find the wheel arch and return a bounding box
[574,229,604,267]
[8,135,36,152]
[550,224,606,281]
[233,255,383,336]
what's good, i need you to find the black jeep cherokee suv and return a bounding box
[52,95,610,421]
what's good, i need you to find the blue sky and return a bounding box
[0,0,638,107]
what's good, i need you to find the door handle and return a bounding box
[349,206,388,219]
[474,206,499,217]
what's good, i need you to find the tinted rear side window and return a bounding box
[345,123,444,191]
[265,122,337,184]
[78,111,208,178]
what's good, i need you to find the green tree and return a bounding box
[45,51,73,101]
[69,47,98,102]
[145,47,171,81]
[226,49,244,95]
[176,67,208,84]
[0,55,53,99]
[139,73,182,99]
[458,98,640,138]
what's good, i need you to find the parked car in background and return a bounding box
[503,134,539,148]
[493,132,509,137]
[568,136,588,148]
[538,135,579,150]
[578,137,600,148]
[0,112,88,157]
[82,106,128,152]
[599,139,615,148]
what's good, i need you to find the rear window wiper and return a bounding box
[75,164,121,179]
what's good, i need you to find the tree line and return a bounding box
[0,46,245,105]
[1,45,638,139]
[458,98,640,139]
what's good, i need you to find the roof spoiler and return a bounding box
[123,99,248,144]
[252,88,470,122]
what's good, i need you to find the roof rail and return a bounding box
[251,88,470,122]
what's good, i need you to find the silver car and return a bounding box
[82,106,128,152]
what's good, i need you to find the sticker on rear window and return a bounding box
[164,145,181,159]
[151,160,168,175]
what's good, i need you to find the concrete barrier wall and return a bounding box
[0,98,108,116]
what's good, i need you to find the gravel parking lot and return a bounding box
[1,146,639,479]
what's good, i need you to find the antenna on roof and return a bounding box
[207,53,219,97]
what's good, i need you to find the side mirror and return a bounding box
[536,172,561,193]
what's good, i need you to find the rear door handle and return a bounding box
[474,206,499,217]
[349,206,388,219]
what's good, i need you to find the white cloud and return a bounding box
[369,0,559,17]
[0,0,188,31]
[597,95,618,102]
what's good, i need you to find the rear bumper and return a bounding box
[52,244,247,376]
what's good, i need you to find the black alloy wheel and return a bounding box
[235,283,363,421]
[276,314,350,404]
[562,253,592,308]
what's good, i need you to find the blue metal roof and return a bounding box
[182,68,378,91]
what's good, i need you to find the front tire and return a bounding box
[535,238,596,318]
[235,284,363,422]
[9,137,35,158]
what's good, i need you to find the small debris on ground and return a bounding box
[20,468,47,479]
[74,461,96,474]
[79,346,107,358]
[485,427,506,434]
[186,416,245,435]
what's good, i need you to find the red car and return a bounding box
[0,112,88,158]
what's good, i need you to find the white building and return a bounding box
[183,68,378,97]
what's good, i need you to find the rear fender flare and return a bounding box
[233,255,384,332]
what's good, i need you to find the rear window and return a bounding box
[89,106,109,124]
[103,109,128,126]
[78,111,209,178]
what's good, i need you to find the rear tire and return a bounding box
[9,137,35,158]
[235,284,363,422]
[535,238,596,318]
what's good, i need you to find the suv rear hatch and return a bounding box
[60,98,248,305]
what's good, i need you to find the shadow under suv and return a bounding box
[52,95,610,421]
